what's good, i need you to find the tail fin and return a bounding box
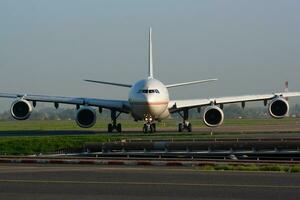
[148,27,153,78]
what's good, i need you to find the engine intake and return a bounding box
[10,99,32,120]
[203,106,224,127]
[268,98,289,118]
[75,106,96,128]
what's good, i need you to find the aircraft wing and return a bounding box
[0,93,130,113]
[168,92,300,112]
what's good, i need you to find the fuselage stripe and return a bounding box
[130,101,169,106]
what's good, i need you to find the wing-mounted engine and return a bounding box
[10,99,32,120]
[75,106,97,128]
[203,106,224,127]
[268,97,289,118]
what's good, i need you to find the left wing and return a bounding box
[0,93,130,113]
[168,92,300,112]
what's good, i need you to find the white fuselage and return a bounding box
[128,78,170,121]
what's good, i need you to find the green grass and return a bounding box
[0,118,299,173]
[0,135,110,155]
[0,117,299,131]
[0,132,242,155]
[0,118,299,155]
[0,130,298,155]
[199,164,300,173]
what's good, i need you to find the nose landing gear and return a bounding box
[143,123,156,133]
[178,109,192,132]
[143,114,156,133]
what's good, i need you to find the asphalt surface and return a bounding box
[0,164,299,200]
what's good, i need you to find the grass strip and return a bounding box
[199,164,300,173]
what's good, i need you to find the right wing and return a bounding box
[0,93,130,113]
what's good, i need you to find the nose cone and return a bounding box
[146,95,168,117]
[129,78,170,120]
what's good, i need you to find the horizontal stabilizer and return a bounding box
[84,79,132,88]
[166,78,218,88]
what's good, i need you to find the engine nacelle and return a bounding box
[203,106,224,127]
[75,106,96,128]
[10,99,32,120]
[268,97,289,118]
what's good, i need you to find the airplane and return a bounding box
[1,27,300,133]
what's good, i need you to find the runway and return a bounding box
[0,164,299,200]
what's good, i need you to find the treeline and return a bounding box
[1,104,300,121]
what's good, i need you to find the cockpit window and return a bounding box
[138,89,160,94]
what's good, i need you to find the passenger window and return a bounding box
[149,90,155,93]
[142,90,148,93]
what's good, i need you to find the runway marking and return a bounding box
[0,179,299,189]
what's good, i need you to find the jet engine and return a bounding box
[268,97,289,118]
[203,106,224,127]
[75,106,97,128]
[10,99,32,120]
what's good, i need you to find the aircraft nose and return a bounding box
[145,95,167,117]
[145,94,155,103]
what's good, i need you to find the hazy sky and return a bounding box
[0,0,300,110]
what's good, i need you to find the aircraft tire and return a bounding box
[108,123,113,133]
[152,123,156,132]
[178,123,183,132]
[116,123,122,132]
[188,123,192,132]
[143,124,147,133]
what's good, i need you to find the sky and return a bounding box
[0,0,300,110]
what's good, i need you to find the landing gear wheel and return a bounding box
[108,123,113,133]
[187,123,192,132]
[152,123,156,132]
[143,123,155,133]
[149,125,154,133]
[177,109,193,132]
[178,123,183,132]
[108,110,122,133]
[143,124,147,133]
[116,123,122,132]
[178,122,192,132]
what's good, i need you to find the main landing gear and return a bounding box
[178,109,192,132]
[108,110,122,133]
[142,114,156,133]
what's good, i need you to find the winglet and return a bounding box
[148,27,153,78]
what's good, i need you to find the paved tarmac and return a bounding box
[0,164,299,200]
